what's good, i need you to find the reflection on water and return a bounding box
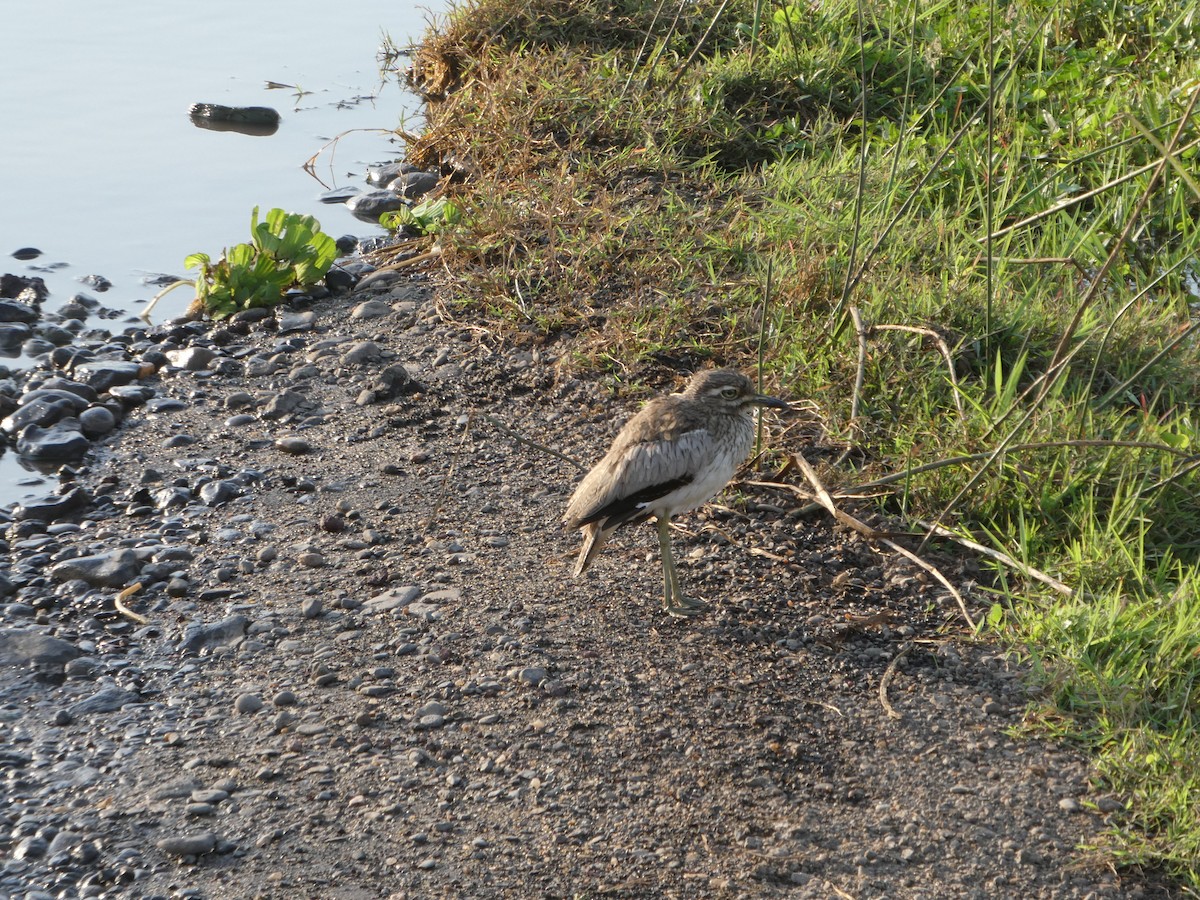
[0,0,430,507]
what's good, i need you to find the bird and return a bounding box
[563,368,789,617]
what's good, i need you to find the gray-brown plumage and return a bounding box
[564,368,789,617]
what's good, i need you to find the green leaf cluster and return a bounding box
[379,198,463,235]
[185,207,338,320]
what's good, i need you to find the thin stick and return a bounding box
[370,244,443,275]
[476,412,585,472]
[848,307,868,428]
[873,324,966,424]
[915,519,1074,597]
[879,641,913,720]
[755,259,773,459]
[114,583,150,625]
[793,454,976,629]
[879,535,976,630]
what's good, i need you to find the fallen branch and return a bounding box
[114,583,150,625]
[915,519,1074,597]
[793,454,977,629]
[879,641,914,720]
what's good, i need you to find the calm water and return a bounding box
[0,1,431,505]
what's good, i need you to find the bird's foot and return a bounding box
[662,595,709,618]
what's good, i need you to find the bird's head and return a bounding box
[682,369,790,412]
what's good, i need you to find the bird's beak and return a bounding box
[750,393,790,411]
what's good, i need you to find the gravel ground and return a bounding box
[0,267,1174,898]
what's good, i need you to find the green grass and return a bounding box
[399,0,1200,883]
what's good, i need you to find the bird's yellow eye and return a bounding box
[719,386,739,400]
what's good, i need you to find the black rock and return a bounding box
[0,322,32,349]
[79,405,117,438]
[28,379,99,403]
[397,170,440,199]
[48,548,142,588]
[199,480,240,506]
[12,486,92,522]
[324,267,357,293]
[79,274,112,292]
[2,396,81,435]
[16,420,90,460]
[365,161,412,187]
[0,298,39,323]
[346,190,408,222]
[11,247,42,261]
[319,186,361,203]
[0,273,48,302]
[72,359,145,391]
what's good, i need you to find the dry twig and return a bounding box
[879,641,914,720]
[793,454,977,629]
[114,583,150,625]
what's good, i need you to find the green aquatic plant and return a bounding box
[143,207,337,321]
[379,197,463,235]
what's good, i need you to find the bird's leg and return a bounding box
[657,517,707,617]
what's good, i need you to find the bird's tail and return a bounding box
[572,523,610,577]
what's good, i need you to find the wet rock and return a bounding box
[12,836,48,860]
[49,548,142,587]
[2,393,87,434]
[16,419,89,459]
[78,404,117,437]
[0,298,39,323]
[11,247,42,260]
[72,359,145,391]
[21,336,55,357]
[365,161,416,187]
[346,190,408,222]
[396,170,440,199]
[12,486,91,522]
[179,614,248,653]
[0,272,48,302]
[79,274,112,292]
[35,323,75,345]
[0,322,32,348]
[0,629,81,667]
[320,186,361,203]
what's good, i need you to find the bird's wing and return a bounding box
[567,427,712,529]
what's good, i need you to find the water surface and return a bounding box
[1,0,430,504]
